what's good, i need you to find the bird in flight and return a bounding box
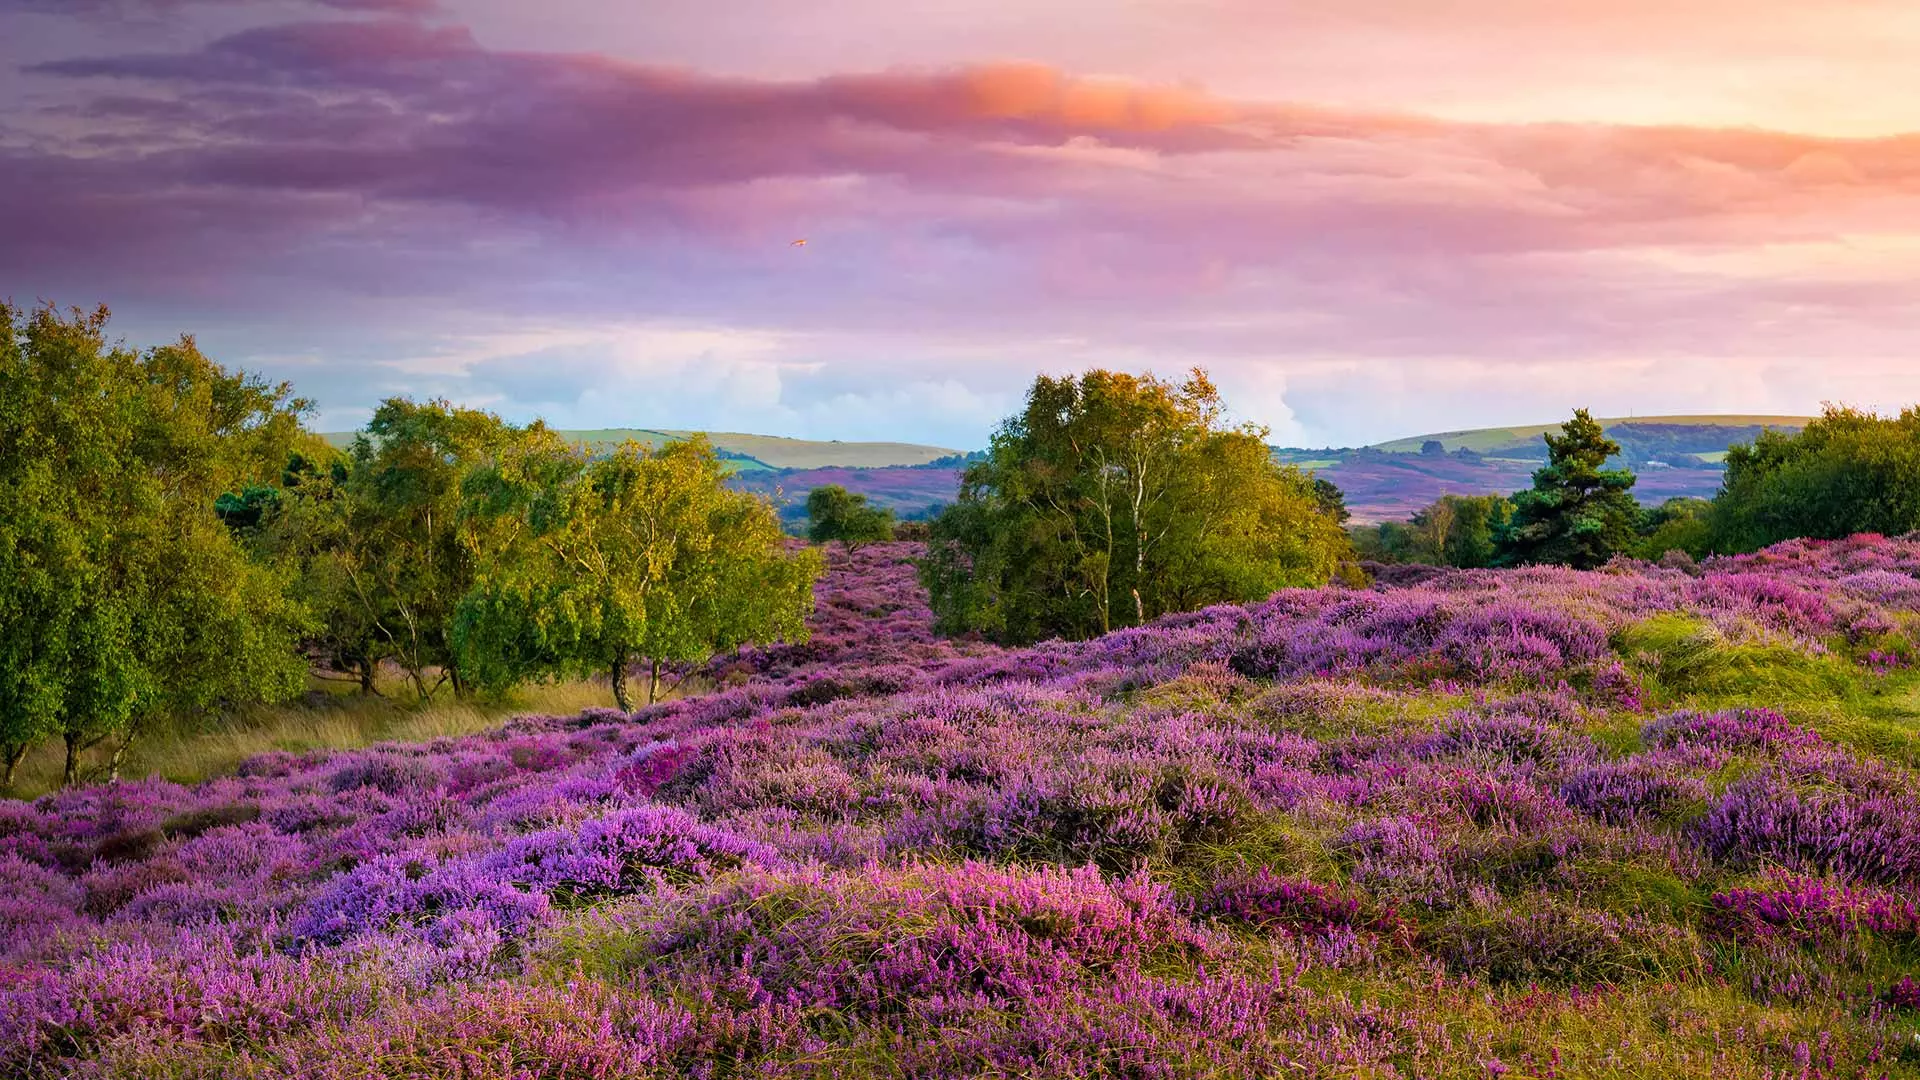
[790,238,808,247]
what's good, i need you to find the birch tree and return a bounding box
[923,368,1353,644]
[455,438,822,710]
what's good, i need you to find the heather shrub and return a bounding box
[617,863,1219,1020]
[1698,771,1920,885]
[1562,757,1711,824]
[222,980,707,1080]
[960,771,1178,871]
[482,806,775,900]
[156,803,262,839]
[1335,815,1456,904]
[1642,707,1822,753]
[1412,708,1597,773]
[12,536,1920,1077]
[294,854,553,946]
[1710,873,1920,942]
[0,854,83,948]
[1425,898,1702,984]
[1196,868,1404,942]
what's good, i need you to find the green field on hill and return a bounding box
[1372,414,1811,455]
[320,428,958,471]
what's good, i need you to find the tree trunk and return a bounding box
[1132,459,1149,627]
[2,742,26,790]
[610,653,632,712]
[648,659,662,705]
[358,658,378,696]
[449,664,467,700]
[107,733,132,784]
[62,731,81,789]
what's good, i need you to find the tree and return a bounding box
[0,303,309,787]
[1419,493,1513,568]
[1311,477,1351,525]
[1712,406,1920,552]
[1414,496,1457,565]
[806,485,895,553]
[454,438,823,711]
[1354,494,1513,568]
[1494,409,1640,569]
[244,447,395,696]
[921,368,1353,643]
[335,399,534,700]
[1633,497,1715,560]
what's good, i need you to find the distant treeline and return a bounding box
[1466,422,1789,468]
[1354,407,1920,569]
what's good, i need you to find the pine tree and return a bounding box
[1494,409,1639,569]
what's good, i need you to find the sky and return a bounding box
[7,0,1920,448]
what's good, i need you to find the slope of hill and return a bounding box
[1372,415,1810,456]
[317,417,1795,527]
[729,464,964,529]
[317,428,958,472]
[562,430,959,470]
[12,538,1920,1077]
[1281,446,1746,524]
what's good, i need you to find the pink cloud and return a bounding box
[11,16,1920,444]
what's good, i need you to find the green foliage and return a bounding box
[0,303,309,787]
[806,484,895,553]
[1310,477,1350,525]
[1632,497,1716,560]
[1712,405,1920,552]
[1495,409,1641,569]
[922,368,1353,643]
[1356,493,1514,567]
[1616,614,1858,705]
[453,438,823,710]
[300,399,540,700]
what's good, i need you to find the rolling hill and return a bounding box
[319,428,959,472]
[1371,414,1810,456]
[319,416,1807,527]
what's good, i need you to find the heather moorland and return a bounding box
[7,537,1920,1078]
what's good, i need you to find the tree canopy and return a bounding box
[0,303,310,786]
[1356,493,1514,568]
[806,484,895,552]
[1632,497,1716,561]
[921,369,1353,643]
[1494,409,1640,569]
[453,438,822,710]
[1711,406,1920,552]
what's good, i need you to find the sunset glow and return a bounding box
[7,0,1920,444]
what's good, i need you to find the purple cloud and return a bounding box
[9,16,1920,443]
[3,0,437,14]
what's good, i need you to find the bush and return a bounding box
[1425,900,1701,984]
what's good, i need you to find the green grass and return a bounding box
[3,672,640,799]
[1616,612,1920,766]
[320,428,959,470]
[1371,415,1811,454]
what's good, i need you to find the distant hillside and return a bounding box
[318,428,958,472]
[1372,415,1810,457]
[1283,414,1812,523]
[1277,448,1736,525]
[729,464,966,531]
[316,416,1803,529]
